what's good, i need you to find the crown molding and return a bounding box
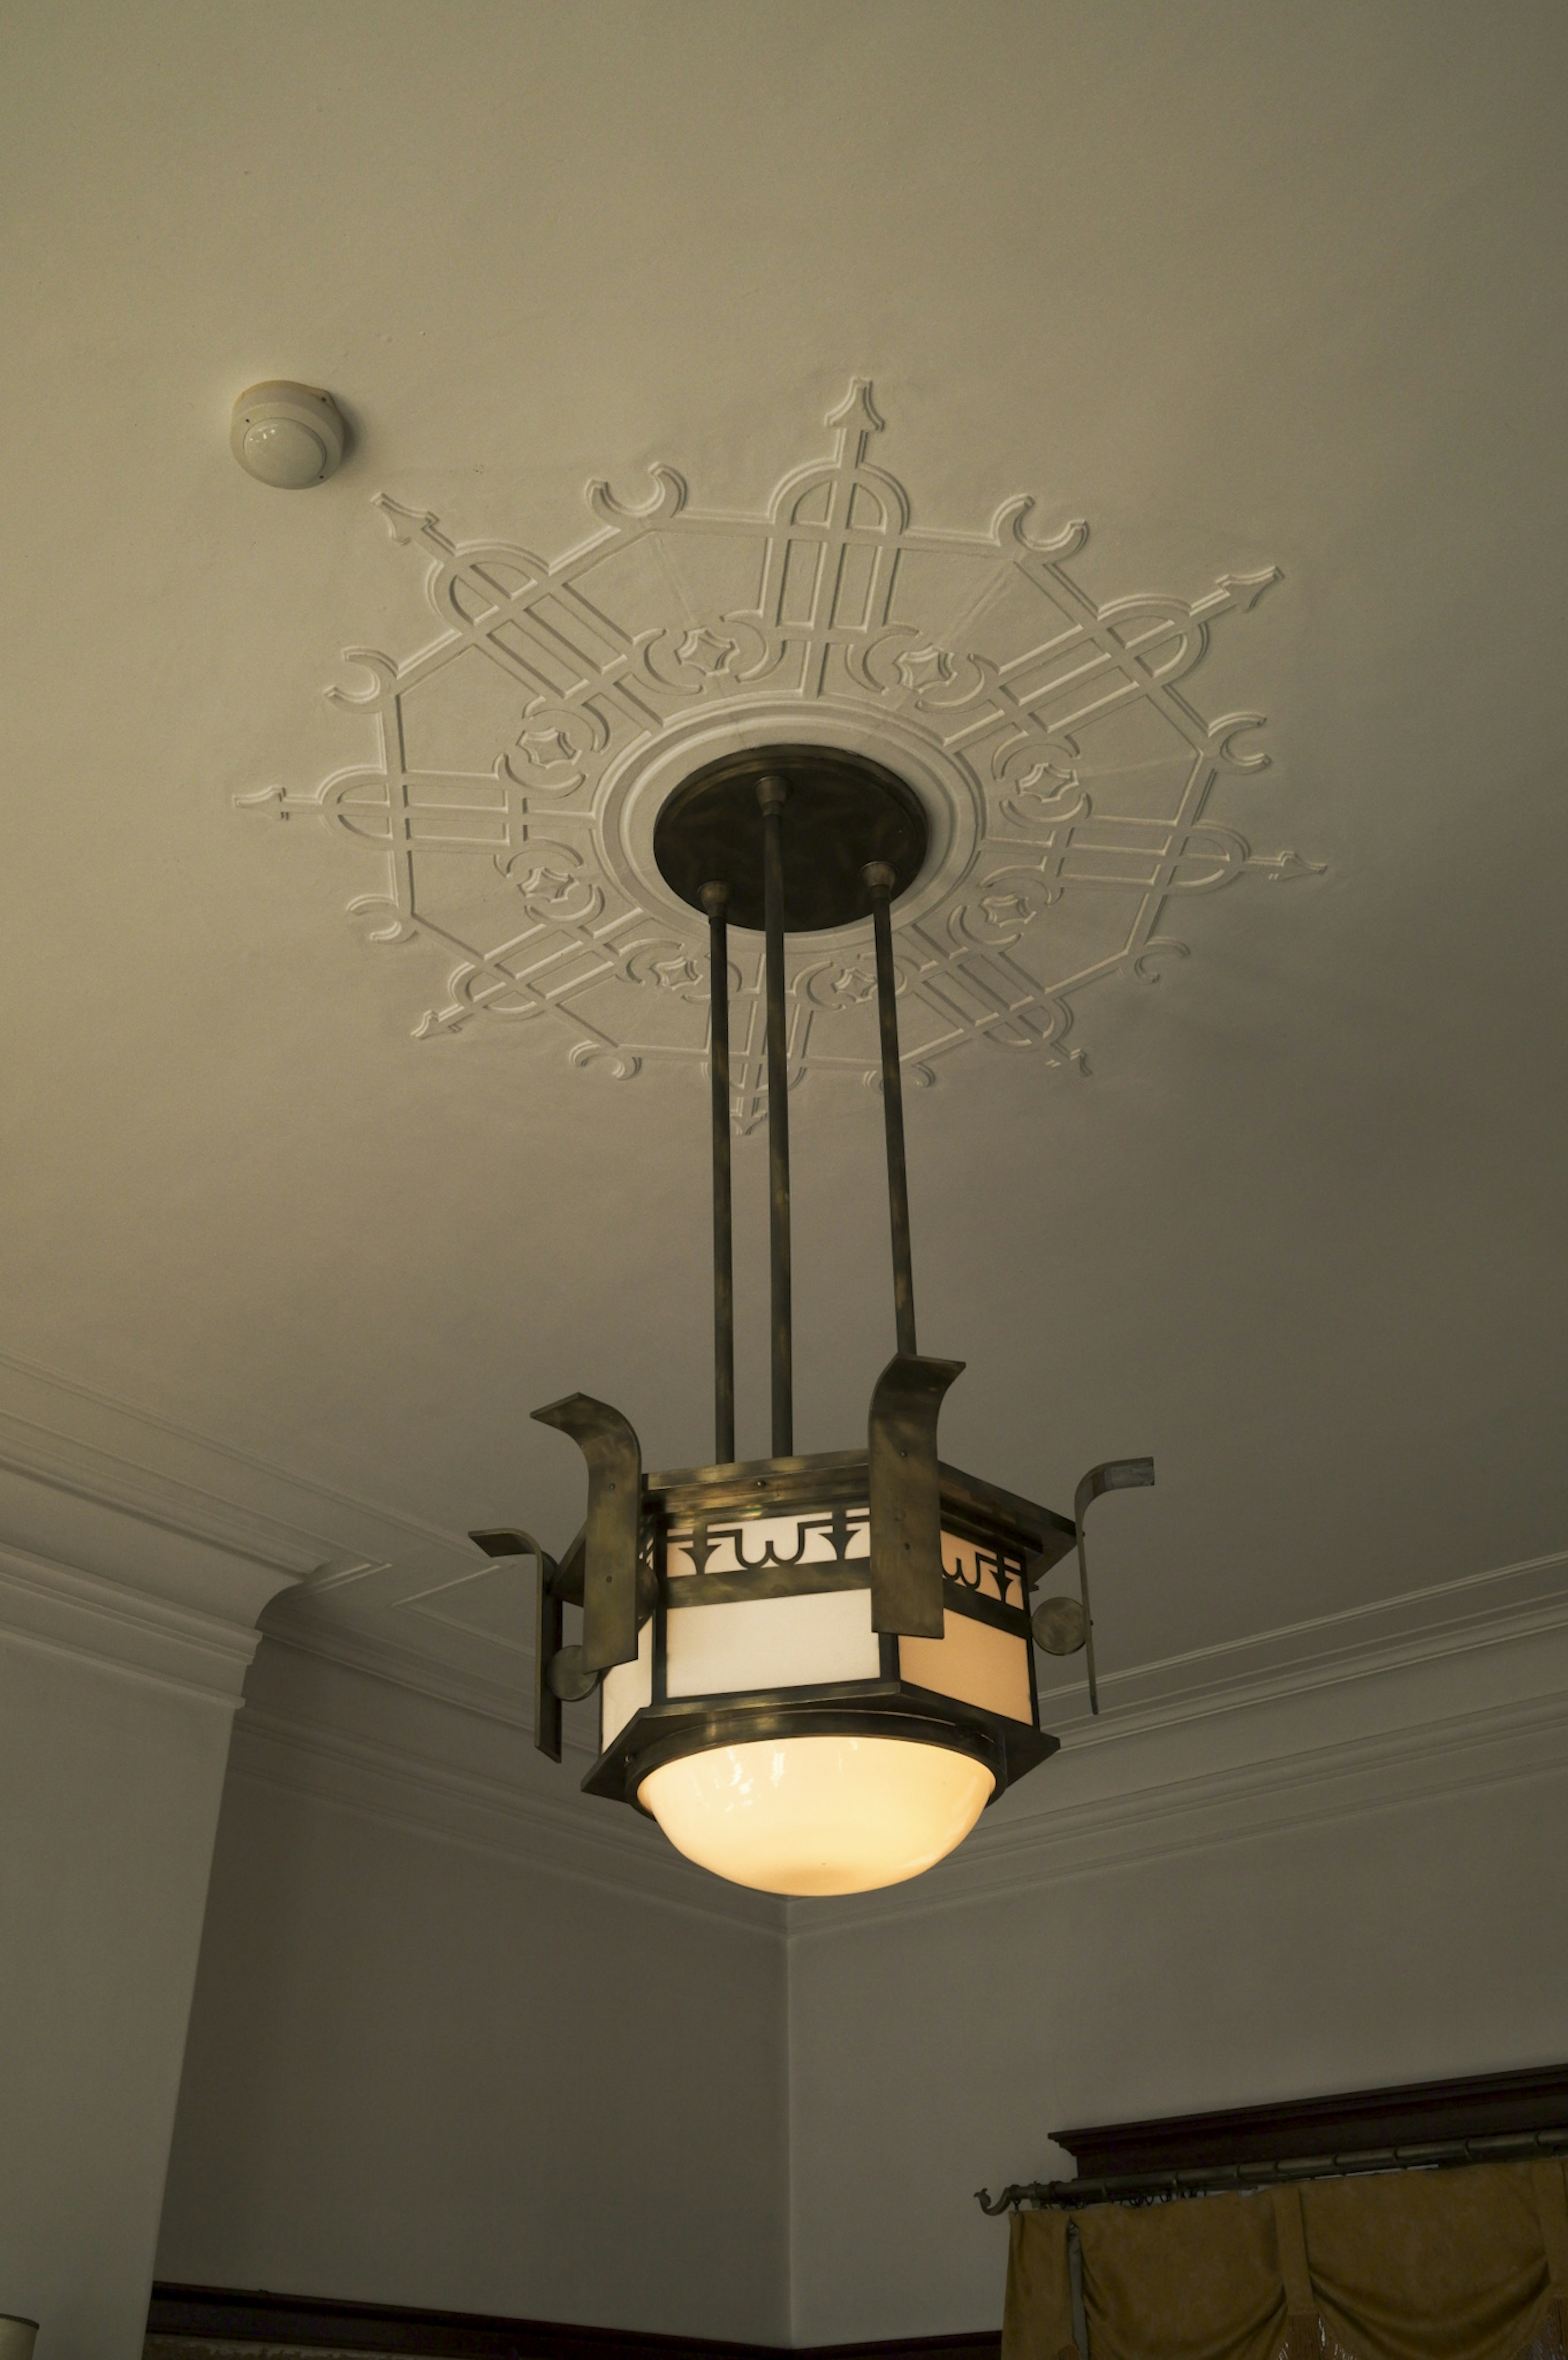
[264,1530,1568,1787]
[258,1617,533,1734]
[0,1346,479,1591]
[0,1538,267,1707]
[234,1544,1568,1944]
[792,1625,1568,1936]
[229,1702,785,1939]
[254,1617,603,1774]
[1035,1546,1568,1745]
[0,1350,490,1686]
[0,1400,324,1586]
[6,1347,1563,1927]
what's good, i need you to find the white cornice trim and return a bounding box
[0,1405,325,1579]
[0,1539,265,1706]
[259,1617,530,1732]
[257,1615,607,1766]
[235,1547,1568,1948]
[0,1344,474,1593]
[792,1622,1568,1935]
[229,1705,786,1939]
[10,1348,1562,1932]
[270,1544,1568,1781]
[1035,1547,1568,1744]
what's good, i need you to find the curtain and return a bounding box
[1002,2160,1568,2360]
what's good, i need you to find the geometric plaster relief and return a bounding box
[239,382,1319,1129]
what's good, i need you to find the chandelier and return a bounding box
[472,747,1152,1896]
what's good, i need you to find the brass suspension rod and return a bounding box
[759,775,793,1456]
[864,860,916,1358]
[702,880,735,1465]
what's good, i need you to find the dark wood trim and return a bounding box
[1052,2063,1568,2179]
[146,2286,999,2360]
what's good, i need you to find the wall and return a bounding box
[152,1549,1568,2350]
[0,1363,307,2360]
[0,1642,239,2358]
[155,1636,792,2345]
[786,1555,1568,2344]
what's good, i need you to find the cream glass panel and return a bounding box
[600,1616,653,1747]
[666,1587,880,1699]
[667,1508,869,1579]
[639,1733,994,1895]
[900,1608,1032,1722]
[939,1529,1026,1608]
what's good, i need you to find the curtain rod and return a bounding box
[976,2124,1568,2213]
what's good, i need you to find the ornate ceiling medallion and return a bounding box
[241,382,1316,1127]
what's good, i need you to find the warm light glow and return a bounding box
[639,1733,994,1896]
[900,1608,1033,1722]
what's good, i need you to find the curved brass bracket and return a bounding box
[1072,1457,1155,1714]
[531,1394,644,1673]
[468,1526,563,1762]
[867,1352,965,1636]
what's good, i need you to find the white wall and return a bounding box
[788,1776,1568,2342]
[0,1374,304,2360]
[785,1560,1568,2344]
[155,1637,792,2344]
[0,1642,239,2358]
[154,1552,1568,2351]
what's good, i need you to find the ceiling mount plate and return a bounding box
[653,745,928,933]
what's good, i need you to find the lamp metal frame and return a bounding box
[472,744,1155,1858]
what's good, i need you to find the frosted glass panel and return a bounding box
[667,1588,880,1699]
[601,1616,653,1747]
[667,1507,869,1579]
[901,1609,1032,1722]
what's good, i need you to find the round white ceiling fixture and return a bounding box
[230,382,345,489]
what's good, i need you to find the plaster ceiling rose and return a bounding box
[240,381,1316,1128]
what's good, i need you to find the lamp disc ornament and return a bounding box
[652,744,928,931]
[472,747,1156,1896]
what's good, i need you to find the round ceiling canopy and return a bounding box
[652,743,928,933]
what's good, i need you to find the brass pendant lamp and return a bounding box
[471,747,1152,1897]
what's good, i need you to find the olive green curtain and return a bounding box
[1002,2160,1568,2360]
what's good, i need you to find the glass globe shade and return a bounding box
[639,1732,994,1896]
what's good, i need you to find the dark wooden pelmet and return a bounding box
[977,2062,1568,2212]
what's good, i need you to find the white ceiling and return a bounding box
[3,0,1565,1684]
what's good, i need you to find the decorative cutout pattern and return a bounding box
[240,383,1316,1126]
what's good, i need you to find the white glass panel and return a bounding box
[900,1610,1032,1722]
[601,1616,653,1747]
[666,1587,880,1699]
[940,1528,1027,1609]
[667,1506,869,1579]
[640,1734,993,1896]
